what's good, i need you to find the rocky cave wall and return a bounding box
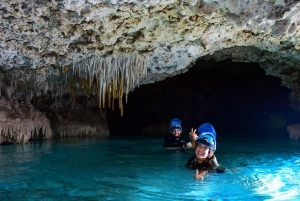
[1,0,300,142]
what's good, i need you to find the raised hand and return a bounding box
[190,128,198,139]
[194,169,207,180]
[190,128,198,149]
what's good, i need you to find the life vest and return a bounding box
[163,133,186,148]
[186,155,219,171]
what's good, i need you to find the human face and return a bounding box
[172,129,182,137]
[195,144,209,159]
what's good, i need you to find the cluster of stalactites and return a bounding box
[53,124,96,137]
[0,120,34,143]
[0,117,52,144]
[0,53,148,116]
[69,53,148,116]
[0,69,51,100]
[2,60,80,103]
[0,83,53,143]
[31,112,53,140]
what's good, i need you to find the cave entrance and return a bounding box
[106,59,299,136]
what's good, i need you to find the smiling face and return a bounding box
[171,129,182,137]
[195,144,210,159]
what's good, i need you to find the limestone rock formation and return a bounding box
[47,96,110,137]
[0,86,52,143]
[1,0,300,140]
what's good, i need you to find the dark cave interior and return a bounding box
[106,59,300,136]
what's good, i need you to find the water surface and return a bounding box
[0,132,299,201]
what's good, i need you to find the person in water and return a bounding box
[186,123,225,180]
[163,118,192,148]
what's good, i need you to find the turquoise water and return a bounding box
[0,133,300,201]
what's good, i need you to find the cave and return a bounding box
[2,1,300,199]
[107,59,299,137]
[2,1,300,143]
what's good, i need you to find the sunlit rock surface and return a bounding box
[1,0,300,141]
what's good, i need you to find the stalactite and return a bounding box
[0,53,148,117]
[0,120,34,143]
[112,72,116,111]
[69,53,148,116]
[0,81,54,143]
[31,112,53,140]
[53,124,96,137]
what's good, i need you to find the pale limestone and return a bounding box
[1,0,300,122]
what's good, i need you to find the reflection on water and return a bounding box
[252,156,300,201]
[0,133,299,201]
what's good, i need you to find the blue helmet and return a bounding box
[170,118,182,131]
[195,123,217,151]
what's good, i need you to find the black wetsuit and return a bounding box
[186,155,226,173]
[163,133,186,148]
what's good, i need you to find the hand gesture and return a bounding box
[190,128,198,140]
[194,169,207,180]
[189,128,198,149]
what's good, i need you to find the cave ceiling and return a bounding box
[1,0,300,112]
